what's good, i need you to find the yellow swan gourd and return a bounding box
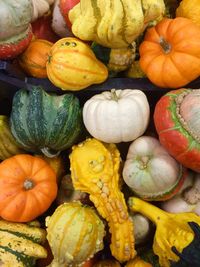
[69,138,136,262]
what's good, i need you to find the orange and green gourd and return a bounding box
[129,197,200,267]
[69,138,136,263]
[45,201,105,267]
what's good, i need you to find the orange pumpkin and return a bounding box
[125,257,152,267]
[139,17,200,88]
[18,39,53,78]
[0,154,57,222]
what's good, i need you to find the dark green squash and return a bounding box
[10,86,83,157]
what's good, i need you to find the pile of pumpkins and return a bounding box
[1,0,200,267]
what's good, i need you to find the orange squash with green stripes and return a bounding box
[46,37,108,91]
[19,39,53,78]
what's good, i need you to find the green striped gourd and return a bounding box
[45,202,105,267]
[10,85,83,157]
[0,219,47,266]
[0,115,25,160]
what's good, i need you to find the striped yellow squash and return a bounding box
[0,115,25,160]
[46,37,108,91]
[45,202,105,267]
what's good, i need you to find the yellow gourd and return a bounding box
[0,115,25,160]
[46,37,108,91]
[129,197,200,267]
[69,0,165,48]
[176,0,200,27]
[69,138,136,263]
[46,202,105,267]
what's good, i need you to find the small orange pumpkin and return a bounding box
[19,39,53,78]
[125,257,152,267]
[0,154,57,222]
[139,17,200,88]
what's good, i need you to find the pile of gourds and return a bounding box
[1,0,200,267]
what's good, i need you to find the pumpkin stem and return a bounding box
[110,89,119,101]
[41,147,60,158]
[24,179,34,190]
[128,197,168,224]
[159,37,171,54]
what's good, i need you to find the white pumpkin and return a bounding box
[31,0,54,22]
[161,171,200,215]
[122,136,186,201]
[83,89,150,143]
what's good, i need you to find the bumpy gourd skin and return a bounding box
[69,0,165,48]
[129,197,200,267]
[70,138,136,262]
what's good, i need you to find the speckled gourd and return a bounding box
[69,138,136,262]
[45,202,105,267]
[0,219,47,267]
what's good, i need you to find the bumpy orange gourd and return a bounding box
[69,138,136,262]
[0,154,57,222]
[19,39,53,78]
[46,37,108,91]
[139,17,200,88]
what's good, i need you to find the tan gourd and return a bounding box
[69,138,136,262]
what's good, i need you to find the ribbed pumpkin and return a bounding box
[18,39,53,78]
[0,154,57,222]
[0,219,47,266]
[139,17,200,88]
[46,37,108,91]
[45,202,105,267]
[0,115,25,160]
[10,85,82,157]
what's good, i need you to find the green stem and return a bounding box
[128,197,168,225]
[41,147,60,158]
[110,89,119,101]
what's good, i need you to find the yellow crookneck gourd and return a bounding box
[69,0,165,49]
[128,197,200,267]
[69,138,136,262]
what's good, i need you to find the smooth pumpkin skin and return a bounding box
[46,37,108,91]
[139,17,200,88]
[0,154,57,222]
[154,88,200,172]
[19,39,53,78]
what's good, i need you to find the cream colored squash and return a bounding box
[31,0,54,22]
[122,136,186,201]
[162,171,200,215]
[83,89,150,143]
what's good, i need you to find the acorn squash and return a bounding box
[10,85,83,157]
